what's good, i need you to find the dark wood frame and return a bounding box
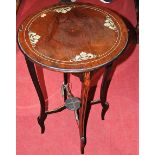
[25,54,114,153]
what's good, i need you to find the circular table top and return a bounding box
[18,2,128,73]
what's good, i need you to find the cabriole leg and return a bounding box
[25,56,47,134]
[100,63,114,120]
[79,72,91,154]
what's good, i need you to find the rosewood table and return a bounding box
[17,2,128,154]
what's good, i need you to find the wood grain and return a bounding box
[79,72,91,154]
[18,2,128,73]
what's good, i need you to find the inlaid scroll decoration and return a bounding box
[104,15,117,31]
[53,6,73,14]
[70,52,97,62]
[28,31,41,47]
[41,13,46,18]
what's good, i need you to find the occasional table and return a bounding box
[17,2,128,154]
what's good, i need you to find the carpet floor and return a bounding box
[16,0,139,154]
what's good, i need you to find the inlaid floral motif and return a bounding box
[104,15,117,31]
[53,6,72,14]
[70,52,97,62]
[28,31,41,47]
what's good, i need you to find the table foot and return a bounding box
[80,137,86,154]
[37,114,47,134]
[101,102,109,120]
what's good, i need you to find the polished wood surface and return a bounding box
[79,72,91,154]
[18,2,128,73]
